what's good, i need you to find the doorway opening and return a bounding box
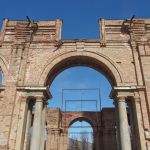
[48,66,113,110]
[47,66,117,150]
[68,120,93,150]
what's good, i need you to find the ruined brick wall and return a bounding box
[46,108,117,150]
[0,18,149,150]
[0,19,62,149]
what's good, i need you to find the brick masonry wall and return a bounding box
[0,18,149,149]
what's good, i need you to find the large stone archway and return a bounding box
[0,18,150,150]
[38,51,123,86]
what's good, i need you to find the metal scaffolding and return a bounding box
[61,88,102,112]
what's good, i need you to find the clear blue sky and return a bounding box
[0,0,150,39]
[49,67,113,111]
[0,0,149,142]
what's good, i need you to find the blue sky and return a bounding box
[49,67,113,110]
[49,67,112,141]
[1,0,149,142]
[0,0,150,39]
[68,121,93,143]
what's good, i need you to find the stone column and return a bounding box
[16,96,28,150]
[116,96,132,150]
[114,101,121,150]
[127,100,136,150]
[23,101,33,150]
[40,102,47,150]
[132,96,146,150]
[30,97,43,150]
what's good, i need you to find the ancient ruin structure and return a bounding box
[0,17,150,150]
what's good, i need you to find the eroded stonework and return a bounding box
[0,18,149,150]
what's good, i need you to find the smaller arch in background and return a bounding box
[68,117,95,130]
[68,119,94,150]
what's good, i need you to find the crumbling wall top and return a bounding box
[99,18,150,45]
[0,18,62,45]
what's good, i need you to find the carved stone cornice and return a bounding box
[110,85,145,99]
[16,86,51,100]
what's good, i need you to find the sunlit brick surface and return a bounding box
[0,18,150,150]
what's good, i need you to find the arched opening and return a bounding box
[46,66,118,150]
[42,54,134,150]
[68,119,94,150]
[40,54,123,86]
[49,66,113,110]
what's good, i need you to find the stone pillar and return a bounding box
[127,100,136,150]
[116,96,132,150]
[40,103,47,150]
[23,101,33,150]
[30,97,43,150]
[16,96,28,150]
[114,101,121,150]
[132,96,146,150]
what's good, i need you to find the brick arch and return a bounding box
[69,117,95,127]
[38,51,124,86]
[61,112,99,133]
[0,55,9,85]
[67,117,96,132]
